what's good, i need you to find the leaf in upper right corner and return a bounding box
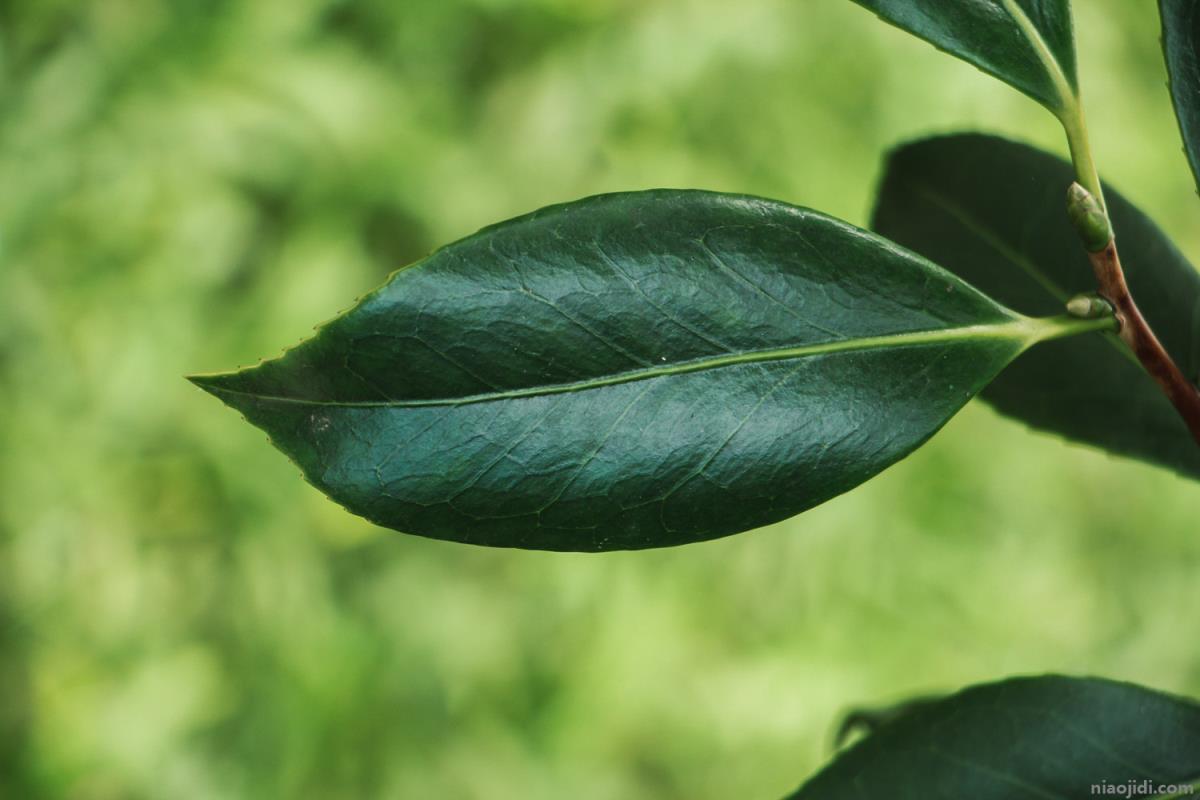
[848,0,1077,114]
[872,134,1200,481]
[1162,0,1200,195]
[786,675,1200,799]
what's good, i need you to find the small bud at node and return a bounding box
[1066,293,1112,319]
[1066,182,1112,252]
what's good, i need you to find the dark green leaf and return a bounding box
[191,190,1106,551]
[1162,0,1200,195]
[849,0,1078,114]
[788,675,1200,799]
[873,134,1200,480]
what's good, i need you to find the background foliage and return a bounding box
[1,0,1198,797]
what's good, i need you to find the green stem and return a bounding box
[1059,99,1106,213]
[1033,312,1116,343]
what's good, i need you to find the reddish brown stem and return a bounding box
[1088,240,1200,445]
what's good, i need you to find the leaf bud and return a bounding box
[1066,182,1112,252]
[1066,292,1113,319]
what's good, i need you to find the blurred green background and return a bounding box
[2,1,1198,797]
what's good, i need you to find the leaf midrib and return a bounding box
[192,315,1110,409]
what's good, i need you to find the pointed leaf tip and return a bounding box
[187,372,227,393]
[186,372,251,407]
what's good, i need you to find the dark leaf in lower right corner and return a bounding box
[786,675,1200,799]
[872,133,1200,480]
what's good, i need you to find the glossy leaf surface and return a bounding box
[1162,0,1200,194]
[873,134,1200,480]
[191,190,1101,550]
[849,0,1077,113]
[787,676,1200,799]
